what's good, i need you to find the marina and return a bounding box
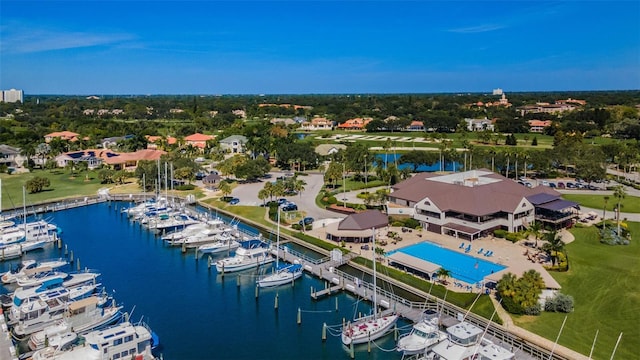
[0,198,589,359]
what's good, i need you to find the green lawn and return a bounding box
[562,194,640,213]
[0,169,108,210]
[514,223,639,360]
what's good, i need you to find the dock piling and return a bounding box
[274,293,279,310]
[69,250,74,263]
[76,258,80,271]
[297,308,301,325]
[321,322,326,342]
[255,285,259,299]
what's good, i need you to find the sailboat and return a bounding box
[341,228,398,346]
[257,208,302,288]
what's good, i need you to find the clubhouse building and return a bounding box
[388,170,578,240]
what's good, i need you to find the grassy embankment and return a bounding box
[562,193,640,213]
[514,222,638,360]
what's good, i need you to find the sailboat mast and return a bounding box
[276,208,280,268]
[372,227,376,319]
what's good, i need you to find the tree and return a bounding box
[542,230,565,266]
[98,169,115,184]
[528,221,543,248]
[218,181,232,199]
[435,267,451,284]
[25,177,51,193]
[324,161,343,189]
[602,195,610,231]
[613,185,626,234]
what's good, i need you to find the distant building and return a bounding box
[528,120,553,133]
[101,135,134,149]
[219,135,248,154]
[464,118,494,132]
[44,131,80,143]
[184,133,215,151]
[337,117,372,130]
[517,102,577,115]
[300,117,334,131]
[0,144,24,168]
[407,121,425,132]
[1,89,24,103]
[492,88,503,95]
[314,144,346,156]
[145,135,177,149]
[56,148,166,171]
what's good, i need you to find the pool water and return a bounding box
[386,241,506,284]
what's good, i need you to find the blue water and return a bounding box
[386,241,506,284]
[374,153,461,172]
[0,203,406,359]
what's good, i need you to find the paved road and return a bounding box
[229,171,345,222]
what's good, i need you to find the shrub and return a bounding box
[327,196,338,205]
[523,304,542,316]
[505,232,519,242]
[494,229,507,238]
[544,293,574,313]
[404,218,420,229]
[291,223,302,230]
[391,221,404,227]
[175,184,195,191]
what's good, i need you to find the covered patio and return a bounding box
[442,222,483,241]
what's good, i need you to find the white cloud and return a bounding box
[1,25,134,54]
[447,24,506,34]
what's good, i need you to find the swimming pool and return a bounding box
[386,241,506,284]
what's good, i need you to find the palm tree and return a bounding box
[542,230,565,266]
[528,221,543,248]
[435,267,451,284]
[218,181,232,200]
[602,195,610,231]
[613,185,626,234]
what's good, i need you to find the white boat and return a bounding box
[0,227,25,247]
[197,238,241,255]
[28,321,79,352]
[258,209,303,288]
[215,239,274,273]
[147,212,200,233]
[396,309,447,355]
[31,321,156,360]
[8,280,99,310]
[342,228,399,346]
[477,341,515,360]
[62,270,101,288]
[1,258,68,284]
[0,243,26,261]
[11,293,113,337]
[161,219,223,241]
[428,321,484,360]
[16,269,68,288]
[28,296,124,350]
[180,227,237,248]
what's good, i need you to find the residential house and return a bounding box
[101,135,134,149]
[44,131,80,143]
[300,117,334,131]
[336,117,372,130]
[387,169,578,240]
[314,144,346,157]
[55,149,105,169]
[0,145,24,168]
[103,149,165,171]
[407,121,424,132]
[464,118,494,132]
[202,173,222,190]
[219,135,248,154]
[145,135,177,150]
[270,118,297,126]
[184,133,215,151]
[528,120,553,133]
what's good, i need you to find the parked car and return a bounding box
[299,217,314,226]
[282,204,298,211]
[229,198,240,205]
[557,182,565,189]
[566,182,576,188]
[549,182,557,188]
[277,198,288,205]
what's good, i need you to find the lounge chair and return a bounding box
[477,248,484,254]
[487,251,493,257]
[465,245,472,253]
[459,242,465,249]
[484,250,491,256]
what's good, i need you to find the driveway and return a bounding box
[229,171,345,222]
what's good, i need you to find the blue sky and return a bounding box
[1,1,639,94]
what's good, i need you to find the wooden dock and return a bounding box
[0,311,18,360]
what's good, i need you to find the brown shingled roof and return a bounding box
[337,210,389,230]
[390,170,560,216]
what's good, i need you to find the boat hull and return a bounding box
[341,313,399,346]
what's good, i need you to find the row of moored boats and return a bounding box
[122,199,304,288]
[1,240,160,359]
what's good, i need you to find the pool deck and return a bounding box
[308,225,572,292]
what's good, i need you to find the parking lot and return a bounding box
[227,171,345,222]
